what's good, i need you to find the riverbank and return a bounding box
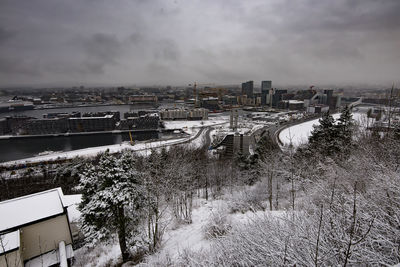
[0,137,187,167]
[0,128,178,140]
[0,125,211,168]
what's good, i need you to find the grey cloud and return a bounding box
[85,33,122,63]
[82,33,123,74]
[0,0,399,86]
[0,28,16,45]
[0,57,41,76]
[128,33,144,45]
[153,39,180,62]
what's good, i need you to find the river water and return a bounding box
[0,131,163,163]
[0,104,171,163]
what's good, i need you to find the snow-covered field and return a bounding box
[279,112,370,147]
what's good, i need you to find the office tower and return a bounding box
[241,81,254,98]
[261,80,272,105]
[272,89,288,108]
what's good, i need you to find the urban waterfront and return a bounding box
[0,131,163,163]
[0,104,156,119]
[0,104,165,162]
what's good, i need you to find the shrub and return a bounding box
[203,205,231,239]
[227,185,267,213]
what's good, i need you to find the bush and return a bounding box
[227,185,267,213]
[203,205,231,239]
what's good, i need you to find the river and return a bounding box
[0,104,178,163]
[0,131,167,163]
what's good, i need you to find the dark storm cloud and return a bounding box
[0,0,399,86]
[0,28,16,45]
[0,57,40,76]
[153,39,180,62]
[271,0,400,33]
[82,33,123,74]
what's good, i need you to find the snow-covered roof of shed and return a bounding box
[0,230,20,254]
[0,188,65,232]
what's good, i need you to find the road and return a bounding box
[204,127,212,148]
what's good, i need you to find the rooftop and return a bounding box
[0,188,65,232]
[69,114,114,119]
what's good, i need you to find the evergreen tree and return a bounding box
[307,108,355,158]
[335,105,355,154]
[78,150,145,262]
[255,134,279,161]
[308,111,340,156]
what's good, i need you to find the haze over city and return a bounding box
[0,0,399,87]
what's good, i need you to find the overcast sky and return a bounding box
[0,0,399,87]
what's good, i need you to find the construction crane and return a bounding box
[189,82,215,107]
[199,87,228,101]
[129,130,134,146]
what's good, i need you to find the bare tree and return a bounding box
[0,234,10,267]
[314,204,323,267]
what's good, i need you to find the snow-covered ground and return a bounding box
[142,201,288,265]
[0,138,189,166]
[152,200,217,260]
[70,193,287,267]
[279,112,370,147]
[163,116,228,130]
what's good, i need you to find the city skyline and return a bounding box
[0,0,399,87]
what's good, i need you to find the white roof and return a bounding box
[69,114,114,119]
[0,188,65,232]
[288,100,304,104]
[0,230,20,254]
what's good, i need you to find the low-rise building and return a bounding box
[0,118,9,135]
[188,108,208,120]
[19,118,69,135]
[0,188,74,267]
[307,104,329,114]
[222,95,238,105]
[119,114,160,130]
[160,108,208,120]
[200,97,220,111]
[68,115,116,132]
[160,109,187,120]
[213,134,251,158]
[288,100,305,111]
[129,95,158,104]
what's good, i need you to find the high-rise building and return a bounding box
[272,89,288,108]
[324,89,334,109]
[241,81,254,98]
[261,81,272,91]
[261,81,272,105]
